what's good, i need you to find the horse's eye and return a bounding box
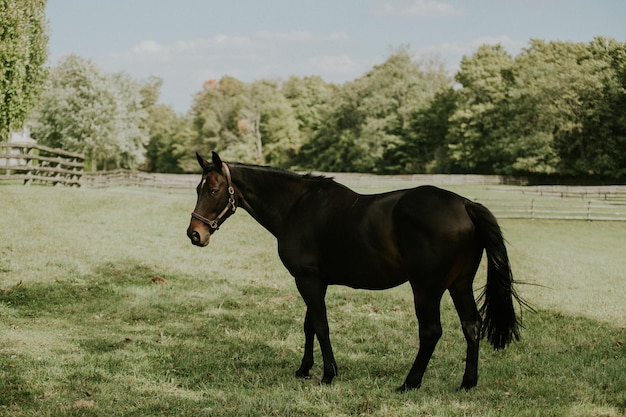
[210,189,219,195]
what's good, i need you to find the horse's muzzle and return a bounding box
[187,223,210,247]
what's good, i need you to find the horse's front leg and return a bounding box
[295,308,314,379]
[295,278,337,385]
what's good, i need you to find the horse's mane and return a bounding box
[230,162,336,185]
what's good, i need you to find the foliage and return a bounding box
[0,0,48,141]
[29,55,148,171]
[281,75,337,144]
[181,38,626,180]
[141,77,191,173]
[188,77,300,168]
[23,35,626,180]
[446,37,626,179]
[0,185,624,416]
[298,48,451,173]
[446,45,516,174]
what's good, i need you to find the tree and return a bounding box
[447,44,515,174]
[30,55,148,170]
[0,0,48,140]
[141,77,190,173]
[299,48,448,173]
[400,86,457,173]
[282,75,336,144]
[385,55,453,173]
[189,76,300,168]
[512,40,597,176]
[510,38,626,178]
[245,79,301,167]
[188,76,246,166]
[561,37,626,179]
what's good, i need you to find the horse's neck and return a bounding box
[230,165,307,238]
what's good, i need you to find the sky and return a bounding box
[46,0,626,113]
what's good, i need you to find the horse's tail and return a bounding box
[465,201,522,350]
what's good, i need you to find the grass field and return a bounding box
[1,184,625,417]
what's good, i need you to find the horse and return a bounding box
[187,152,524,391]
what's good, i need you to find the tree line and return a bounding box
[2,3,624,180]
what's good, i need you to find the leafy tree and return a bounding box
[446,44,515,174]
[509,38,626,178]
[386,56,453,173]
[0,0,48,140]
[282,75,336,150]
[249,79,301,167]
[399,86,457,173]
[189,76,300,168]
[300,48,448,173]
[141,76,190,173]
[513,40,598,176]
[30,55,148,170]
[187,76,247,166]
[182,38,626,180]
[565,37,626,179]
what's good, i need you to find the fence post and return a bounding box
[586,200,591,221]
[24,146,34,185]
[530,199,535,220]
[1,143,10,178]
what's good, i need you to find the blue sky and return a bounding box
[46,0,626,112]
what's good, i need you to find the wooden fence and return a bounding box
[80,169,626,221]
[0,142,84,186]
[81,170,197,190]
[476,198,626,222]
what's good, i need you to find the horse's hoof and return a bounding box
[320,375,334,385]
[396,382,420,392]
[295,370,311,379]
[458,381,477,391]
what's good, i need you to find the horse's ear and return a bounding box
[196,152,208,169]
[211,151,223,169]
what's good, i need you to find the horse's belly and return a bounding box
[323,256,407,290]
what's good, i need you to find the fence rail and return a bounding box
[0,142,84,186]
[81,170,197,190]
[81,169,626,221]
[478,198,626,221]
[490,185,626,202]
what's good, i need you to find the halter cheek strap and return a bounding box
[191,164,236,232]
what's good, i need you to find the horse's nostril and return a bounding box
[191,231,200,243]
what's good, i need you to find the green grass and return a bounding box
[1,184,625,416]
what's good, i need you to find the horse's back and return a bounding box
[394,185,470,223]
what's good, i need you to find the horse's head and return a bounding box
[187,151,236,247]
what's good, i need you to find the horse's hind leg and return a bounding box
[399,285,444,391]
[450,286,482,390]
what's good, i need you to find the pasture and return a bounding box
[0,184,624,416]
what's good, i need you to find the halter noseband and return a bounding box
[191,163,236,232]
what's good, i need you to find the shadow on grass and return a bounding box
[1,258,624,415]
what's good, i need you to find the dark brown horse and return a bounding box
[187,152,523,391]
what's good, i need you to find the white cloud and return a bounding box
[126,31,350,60]
[419,35,527,74]
[375,0,464,17]
[307,55,362,77]
[132,40,169,55]
[425,35,526,57]
[103,30,361,111]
